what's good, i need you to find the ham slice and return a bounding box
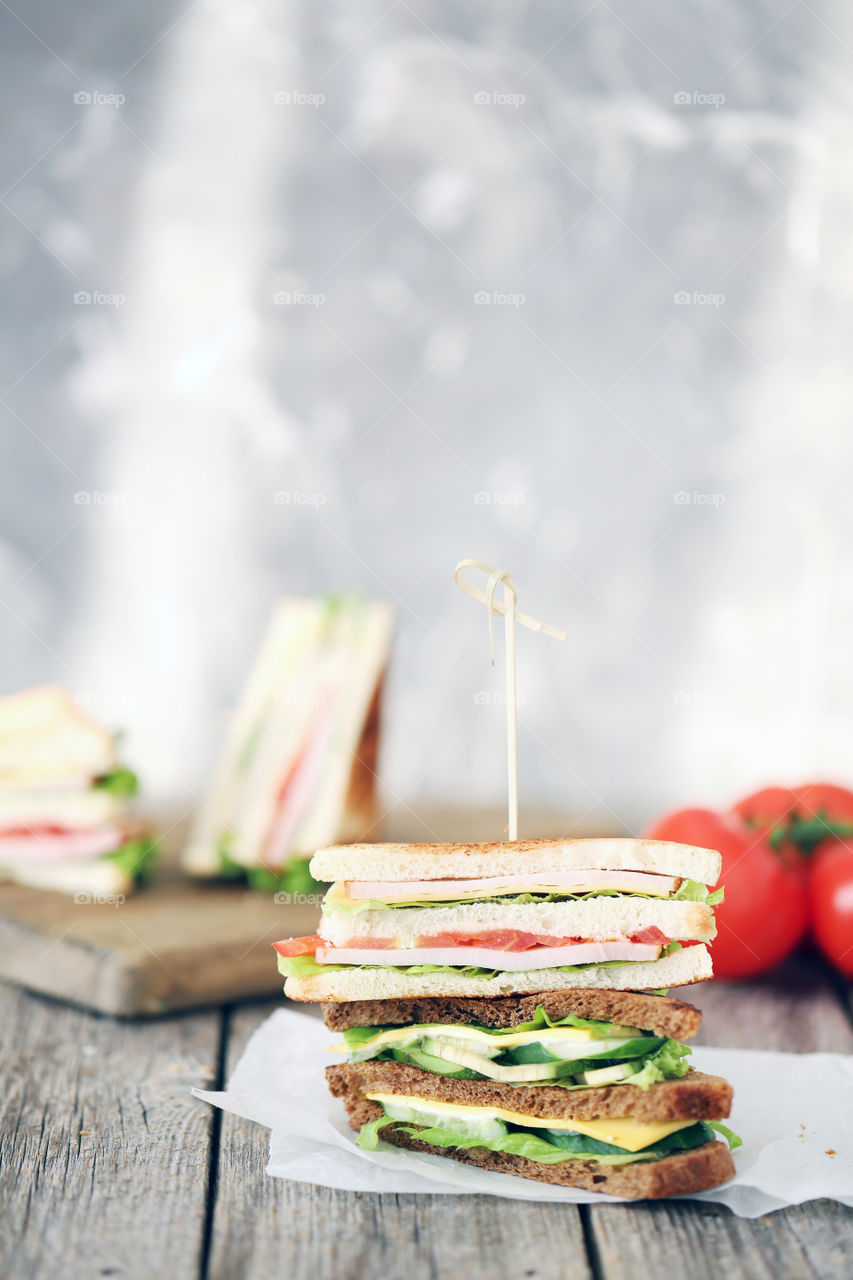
[345,869,680,901]
[0,825,125,863]
[263,687,340,866]
[314,938,665,970]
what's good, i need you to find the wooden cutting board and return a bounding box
[0,808,615,1017]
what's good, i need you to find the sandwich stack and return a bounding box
[184,595,393,890]
[271,568,739,1196]
[275,836,740,1199]
[0,685,155,897]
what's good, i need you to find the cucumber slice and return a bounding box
[421,1038,564,1082]
[574,1062,641,1086]
[506,1036,636,1064]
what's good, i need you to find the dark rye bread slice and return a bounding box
[366,1124,735,1199]
[323,988,702,1041]
[327,1061,733,1123]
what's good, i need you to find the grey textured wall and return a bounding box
[2,1,853,831]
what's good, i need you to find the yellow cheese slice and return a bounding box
[364,1092,694,1153]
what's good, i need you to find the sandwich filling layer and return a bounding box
[322,875,722,913]
[276,931,686,976]
[331,1004,693,1088]
[280,839,722,986]
[0,684,156,893]
[356,1094,739,1167]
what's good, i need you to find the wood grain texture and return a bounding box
[586,956,853,1279]
[679,954,853,1053]
[0,874,321,1016]
[0,982,219,1280]
[207,1003,594,1280]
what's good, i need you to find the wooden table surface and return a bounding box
[3,953,853,1280]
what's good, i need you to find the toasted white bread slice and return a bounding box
[310,838,721,887]
[0,686,117,784]
[0,854,131,897]
[0,786,124,830]
[283,940,712,1001]
[318,897,715,946]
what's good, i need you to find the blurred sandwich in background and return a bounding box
[182,595,393,893]
[0,685,156,896]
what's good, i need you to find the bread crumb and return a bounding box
[826,1149,837,1157]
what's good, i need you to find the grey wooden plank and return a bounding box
[680,954,853,1053]
[586,956,853,1280]
[0,981,219,1280]
[207,1002,594,1280]
[0,861,321,1016]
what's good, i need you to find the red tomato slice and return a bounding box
[272,935,323,958]
[0,825,73,838]
[810,838,853,977]
[339,937,396,950]
[416,930,567,951]
[628,926,668,946]
[644,807,807,979]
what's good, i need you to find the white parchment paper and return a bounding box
[194,1007,853,1216]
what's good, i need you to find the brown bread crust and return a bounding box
[327,1062,732,1123]
[322,988,702,1041]
[372,1124,735,1199]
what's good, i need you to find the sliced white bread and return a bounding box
[183,598,392,873]
[283,940,713,1001]
[0,854,131,897]
[319,897,715,946]
[310,838,721,886]
[0,685,117,784]
[0,786,125,830]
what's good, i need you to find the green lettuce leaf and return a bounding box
[342,1007,647,1045]
[355,1116,390,1150]
[706,1121,743,1151]
[621,1041,692,1091]
[218,840,323,896]
[357,1115,718,1166]
[94,768,139,798]
[539,1121,715,1157]
[277,953,670,981]
[506,1006,644,1037]
[673,879,725,906]
[105,836,160,884]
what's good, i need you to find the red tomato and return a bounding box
[795,783,853,827]
[809,838,853,976]
[731,786,799,834]
[730,786,803,863]
[644,807,808,979]
[272,934,323,957]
